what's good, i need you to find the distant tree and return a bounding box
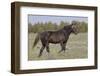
[28,21,88,33]
[28,23,33,33]
[53,23,58,30]
[80,22,88,32]
[58,21,69,29]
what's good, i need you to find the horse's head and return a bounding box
[63,21,80,35]
[71,21,79,35]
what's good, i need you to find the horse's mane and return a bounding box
[63,24,72,30]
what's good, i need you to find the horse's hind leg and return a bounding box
[38,45,45,57]
[46,43,50,53]
[62,42,66,53]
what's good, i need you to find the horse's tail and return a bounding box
[32,34,40,48]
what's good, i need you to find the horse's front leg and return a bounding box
[58,42,64,53]
[63,42,67,52]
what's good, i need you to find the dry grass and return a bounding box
[28,33,88,60]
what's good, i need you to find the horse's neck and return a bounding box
[63,28,72,37]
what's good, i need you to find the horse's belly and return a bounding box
[49,35,65,44]
[49,40,60,44]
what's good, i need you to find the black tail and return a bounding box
[32,34,40,48]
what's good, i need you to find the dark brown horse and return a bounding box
[33,22,79,57]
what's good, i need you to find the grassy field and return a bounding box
[28,33,88,60]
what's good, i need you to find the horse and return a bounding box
[32,22,79,57]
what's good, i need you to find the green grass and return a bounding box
[28,33,88,60]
